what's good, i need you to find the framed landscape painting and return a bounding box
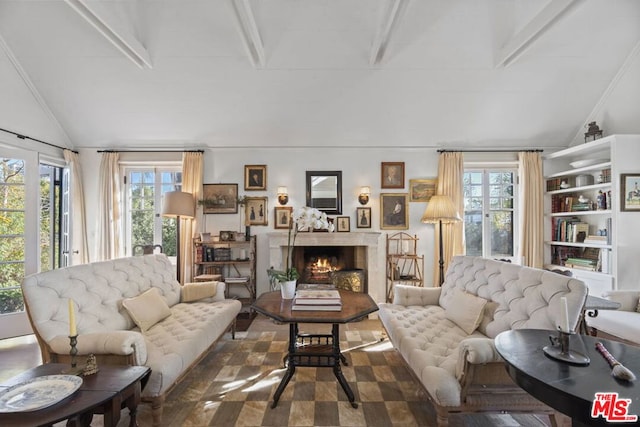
[201,184,238,214]
[409,179,437,202]
[380,193,408,230]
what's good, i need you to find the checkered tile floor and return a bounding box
[86,315,553,426]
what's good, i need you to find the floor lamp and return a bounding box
[162,191,195,283]
[421,195,461,286]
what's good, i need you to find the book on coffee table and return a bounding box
[292,289,342,311]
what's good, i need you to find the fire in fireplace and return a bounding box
[294,246,354,284]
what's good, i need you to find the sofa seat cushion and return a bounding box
[586,311,640,345]
[141,298,242,398]
[378,302,486,406]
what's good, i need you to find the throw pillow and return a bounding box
[445,288,488,335]
[181,281,218,303]
[122,287,172,332]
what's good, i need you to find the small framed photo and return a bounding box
[244,165,267,191]
[409,178,437,202]
[621,174,640,211]
[381,162,404,189]
[202,183,238,214]
[356,207,371,229]
[219,231,235,241]
[245,197,268,225]
[274,206,293,229]
[380,193,409,230]
[336,216,350,232]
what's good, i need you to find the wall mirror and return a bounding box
[306,171,342,215]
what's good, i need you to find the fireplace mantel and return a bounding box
[267,231,383,304]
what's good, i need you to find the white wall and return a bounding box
[79,147,440,297]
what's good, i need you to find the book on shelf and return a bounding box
[225,276,249,283]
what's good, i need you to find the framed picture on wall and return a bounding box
[244,165,267,191]
[245,197,268,225]
[409,178,437,202]
[356,207,371,229]
[274,206,293,229]
[336,216,350,232]
[380,193,409,230]
[381,162,404,189]
[201,183,238,214]
[621,173,640,211]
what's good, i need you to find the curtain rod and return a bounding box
[97,149,204,153]
[437,149,543,153]
[0,127,78,154]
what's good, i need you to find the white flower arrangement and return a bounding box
[272,206,334,281]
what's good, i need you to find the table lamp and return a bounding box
[162,191,195,282]
[421,195,461,285]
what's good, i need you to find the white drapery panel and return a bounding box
[63,150,89,264]
[181,152,203,283]
[96,152,123,261]
[518,151,544,268]
[433,152,464,286]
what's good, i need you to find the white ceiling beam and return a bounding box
[231,0,265,68]
[370,0,410,66]
[65,0,152,69]
[496,0,580,68]
[0,32,73,147]
[569,38,640,145]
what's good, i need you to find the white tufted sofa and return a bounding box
[378,256,588,427]
[21,254,241,426]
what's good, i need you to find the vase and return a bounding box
[280,280,297,300]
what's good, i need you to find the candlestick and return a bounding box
[559,297,570,333]
[69,335,78,368]
[68,299,77,336]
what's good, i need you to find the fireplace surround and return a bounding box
[267,232,383,304]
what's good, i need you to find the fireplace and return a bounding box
[268,232,382,304]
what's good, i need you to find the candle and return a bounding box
[68,299,77,336]
[240,249,247,260]
[402,240,410,255]
[559,297,570,333]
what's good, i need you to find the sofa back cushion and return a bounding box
[22,254,180,342]
[439,256,588,338]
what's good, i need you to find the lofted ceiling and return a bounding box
[1,0,639,151]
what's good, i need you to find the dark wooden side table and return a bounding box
[0,363,150,427]
[252,290,378,409]
[495,329,640,427]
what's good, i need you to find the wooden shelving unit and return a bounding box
[385,232,424,302]
[192,235,256,313]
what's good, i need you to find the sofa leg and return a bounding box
[151,396,164,427]
[435,408,449,427]
[232,318,236,340]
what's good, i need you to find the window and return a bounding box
[0,156,67,315]
[123,167,182,258]
[463,169,518,261]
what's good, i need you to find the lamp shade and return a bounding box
[277,186,288,195]
[162,191,195,218]
[359,186,370,195]
[421,195,461,224]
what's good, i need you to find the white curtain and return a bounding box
[63,150,90,264]
[519,151,544,268]
[181,152,203,283]
[96,152,123,261]
[434,152,464,285]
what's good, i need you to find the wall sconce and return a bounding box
[358,186,370,205]
[277,186,289,205]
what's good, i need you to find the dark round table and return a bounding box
[495,329,640,426]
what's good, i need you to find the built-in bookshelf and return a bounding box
[543,134,640,294]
